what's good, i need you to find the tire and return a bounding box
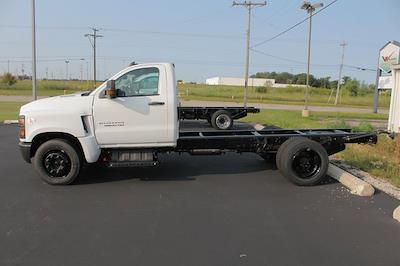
[33,139,81,185]
[211,110,233,130]
[277,138,329,186]
[276,138,304,171]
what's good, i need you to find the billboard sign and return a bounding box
[378,41,400,89]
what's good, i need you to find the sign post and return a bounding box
[373,40,400,113]
[388,64,400,134]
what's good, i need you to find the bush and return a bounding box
[255,86,267,93]
[1,73,17,86]
[353,122,374,132]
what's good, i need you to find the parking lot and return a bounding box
[1,123,400,266]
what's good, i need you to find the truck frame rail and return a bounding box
[176,128,377,154]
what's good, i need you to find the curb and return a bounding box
[328,164,375,196]
[3,120,18,124]
[393,206,400,223]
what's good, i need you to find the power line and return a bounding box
[343,64,375,72]
[252,0,339,48]
[251,48,338,67]
[0,24,248,40]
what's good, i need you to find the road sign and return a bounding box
[378,41,400,89]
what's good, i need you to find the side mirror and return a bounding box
[105,80,116,98]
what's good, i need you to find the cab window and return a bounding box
[115,67,159,97]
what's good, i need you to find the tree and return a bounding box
[1,73,17,86]
[342,77,360,96]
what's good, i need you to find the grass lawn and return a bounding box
[0,80,391,109]
[240,109,387,130]
[178,83,391,108]
[0,102,26,121]
[336,136,400,187]
[0,80,101,96]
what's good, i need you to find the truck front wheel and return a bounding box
[33,139,81,185]
[277,138,329,186]
[211,110,233,130]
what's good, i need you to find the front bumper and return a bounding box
[19,142,32,163]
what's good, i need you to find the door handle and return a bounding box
[148,101,165,106]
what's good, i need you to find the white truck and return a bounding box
[18,63,378,185]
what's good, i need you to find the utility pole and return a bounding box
[7,60,10,73]
[85,28,103,88]
[334,41,347,105]
[31,0,37,100]
[300,1,323,117]
[232,1,267,108]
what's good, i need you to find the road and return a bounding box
[0,95,388,114]
[1,124,399,266]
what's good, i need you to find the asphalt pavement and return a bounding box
[0,124,399,266]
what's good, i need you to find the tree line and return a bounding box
[251,71,375,96]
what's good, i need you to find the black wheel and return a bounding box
[276,138,306,171]
[277,138,329,186]
[211,110,233,130]
[33,139,81,185]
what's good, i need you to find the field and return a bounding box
[177,83,391,108]
[240,109,387,129]
[0,102,25,121]
[0,80,391,108]
[0,80,99,96]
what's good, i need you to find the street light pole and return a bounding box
[31,0,37,100]
[300,1,323,117]
[305,10,312,113]
[233,1,267,108]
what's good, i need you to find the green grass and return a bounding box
[240,109,387,129]
[0,80,101,96]
[1,81,391,109]
[178,83,391,108]
[0,102,26,121]
[335,136,400,187]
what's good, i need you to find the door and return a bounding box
[93,66,170,146]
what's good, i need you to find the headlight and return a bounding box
[18,115,25,138]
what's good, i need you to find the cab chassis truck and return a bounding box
[18,63,378,186]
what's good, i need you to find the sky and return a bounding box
[0,0,399,83]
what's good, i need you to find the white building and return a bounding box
[206,77,275,87]
[205,76,306,88]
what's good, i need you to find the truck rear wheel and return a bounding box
[33,139,81,185]
[211,110,233,130]
[276,137,329,186]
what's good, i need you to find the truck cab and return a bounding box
[19,63,179,184]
